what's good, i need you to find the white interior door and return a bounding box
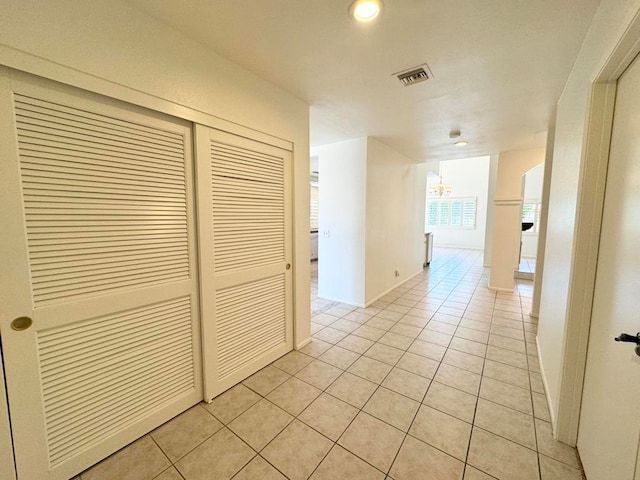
[0,69,202,480]
[577,54,640,479]
[195,125,293,400]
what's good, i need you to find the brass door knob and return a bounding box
[285,263,291,270]
[11,316,32,331]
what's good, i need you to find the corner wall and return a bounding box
[317,138,368,305]
[365,138,426,305]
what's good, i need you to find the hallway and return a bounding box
[78,249,583,480]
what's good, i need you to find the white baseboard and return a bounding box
[487,283,514,293]
[536,336,557,434]
[364,269,424,307]
[295,337,312,350]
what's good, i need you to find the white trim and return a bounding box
[555,8,640,446]
[0,45,293,152]
[494,197,523,206]
[295,337,312,350]
[487,284,514,293]
[364,269,424,307]
[537,337,557,432]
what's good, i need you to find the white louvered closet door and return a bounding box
[0,70,202,480]
[195,125,293,400]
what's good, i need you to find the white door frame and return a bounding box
[555,9,640,445]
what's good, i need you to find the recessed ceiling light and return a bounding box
[349,0,383,22]
[454,141,469,147]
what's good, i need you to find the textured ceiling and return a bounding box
[127,0,600,162]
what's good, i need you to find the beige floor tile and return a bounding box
[151,405,223,461]
[267,377,322,416]
[532,392,551,421]
[400,314,430,328]
[488,335,526,354]
[311,323,326,334]
[431,313,461,326]
[175,428,255,480]
[423,381,478,424]
[319,345,360,370]
[376,310,405,321]
[324,305,355,317]
[153,467,183,480]
[486,345,528,370]
[459,319,492,333]
[326,372,378,408]
[203,384,261,424]
[535,419,580,469]
[491,325,525,341]
[310,445,385,480]
[348,356,393,384]
[389,435,464,480]
[449,337,487,357]
[273,351,315,375]
[435,363,481,395]
[382,367,431,401]
[396,352,439,378]
[463,465,495,479]
[409,405,472,461]
[312,313,339,326]
[298,393,359,441]
[417,329,453,346]
[443,349,485,374]
[330,318,362,333]
[386,304,412,314]
[228,399,293,451]
[365,317,396,331]
[467,428,539,480]
[539,454,585,480]
[474,399,536,449]
[295,360,343,389]
[378,331,415,350]
[300,338,334,357]
[353,324,386,341]
[338,412,405,473]
[407,339,447,361]
[343,311,372,324]
[483,359,530,390]
[389,323,423,338]
[479,377,533,414]
[364,343,404,365]
[337,334,375,354]
[357,306,383,316]
[262,420,333,480]
[243,365,291,396]
[455,327,489,344]
[363,387,420,432]
[425,321,458,335]
[81,436,170,480]
[529,372,545,394]
[233,456,287,480]
[313,326,349,344]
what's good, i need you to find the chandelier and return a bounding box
[429,176,453,196]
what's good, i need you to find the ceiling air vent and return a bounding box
[394,64,433,87]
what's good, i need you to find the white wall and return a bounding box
[317,137,426,306]
[537,0,640,432]
[0,0,311,345]
[483,155,499,266]
[317,138,368,304]
[426,156,490,250]
[489,148,545,291]
[521,163,544,257]
[365,138,426,304]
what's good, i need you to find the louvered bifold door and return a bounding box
[0,70,202,480]
[195,125,293,400]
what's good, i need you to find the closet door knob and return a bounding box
[11,316,32,331]
[285,263,291,270]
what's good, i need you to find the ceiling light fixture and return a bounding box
[429,176,453,197]
[349,0,383,22]
[454,140,468,147]
[449,130,468,146]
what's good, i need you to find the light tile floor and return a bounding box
[79,248,585,480]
